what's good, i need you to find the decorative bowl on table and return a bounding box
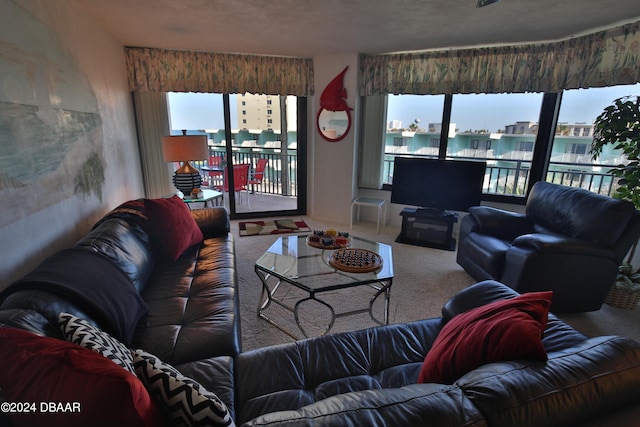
[306,229,351,249]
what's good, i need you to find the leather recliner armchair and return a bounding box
[456,181,640,312]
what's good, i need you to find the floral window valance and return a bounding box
[360,20,640,96]
[125,47,314,96]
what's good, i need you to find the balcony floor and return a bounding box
[187,188,299,214]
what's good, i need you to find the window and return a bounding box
[565,143,587,155]
[518,141,534,152]
[365,83,639,202]
[549,84,640,195]
[471,140,491,150]
[378,92,544,196]
[393,137,405,147]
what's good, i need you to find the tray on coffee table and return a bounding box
[306,230,351,249]
[328,248,383,273]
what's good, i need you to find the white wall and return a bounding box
[0,0,144,288]
[309,54,359,225]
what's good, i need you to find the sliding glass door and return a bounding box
[167,92,306,219]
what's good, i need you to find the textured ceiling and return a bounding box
[77,0,640,57]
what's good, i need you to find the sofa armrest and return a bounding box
[467,206,534,242]
[441,280,519,322]
[457,336,640,427]
[191,207,230,238]
[0,309,60,338]
[176,357,236,422]
[512,233,615,259]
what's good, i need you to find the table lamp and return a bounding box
[162,131,208,195]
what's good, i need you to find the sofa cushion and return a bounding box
[0,327,163,427]
[144,195,204,261]
[235,318,442,424]
[132,349,234,427]
[132,234,240,363]
[417,291,552,384]
[59,312,135,374]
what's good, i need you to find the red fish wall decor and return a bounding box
[317,66,352,142]
[319,66,353,112]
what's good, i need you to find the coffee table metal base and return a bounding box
[255,266,392,340]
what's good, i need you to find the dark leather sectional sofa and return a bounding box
[1,201,640,426]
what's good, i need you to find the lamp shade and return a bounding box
[162,134,208,195]
[162,135,208,162]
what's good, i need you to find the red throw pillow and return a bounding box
[417,291,552,385]
[144,195,204,261]
[0,327,165,427]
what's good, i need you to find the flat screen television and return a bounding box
[390,157,486,213]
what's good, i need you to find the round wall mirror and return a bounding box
[317,108,351,142]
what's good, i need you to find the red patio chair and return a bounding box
[207,155,224,189]
[223,163,251,207]
[249,158,268,199]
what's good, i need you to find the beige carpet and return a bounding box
[231,216,640,352]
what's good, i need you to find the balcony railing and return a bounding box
[383,154,619,198]
[194,146,298,197]
[193,147,619,201]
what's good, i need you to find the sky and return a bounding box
[167,84,640,133]
[167,92,234,130]
[388,84,640,133]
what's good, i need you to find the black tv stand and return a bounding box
[396,207,458,251]
[416,207,445,216]
[414,207,458,218]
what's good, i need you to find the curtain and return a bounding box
[132,92,174,198]
[125,47,314,96]
[360,20,640,96]
[359,94,387,189]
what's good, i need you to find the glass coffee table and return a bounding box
[254,234,394,339]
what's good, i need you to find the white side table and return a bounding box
[350,197,386,233]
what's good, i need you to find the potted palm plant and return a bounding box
[590,95,640,309]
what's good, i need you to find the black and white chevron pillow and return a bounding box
[132,349,234,427]
[58,312,136,374]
